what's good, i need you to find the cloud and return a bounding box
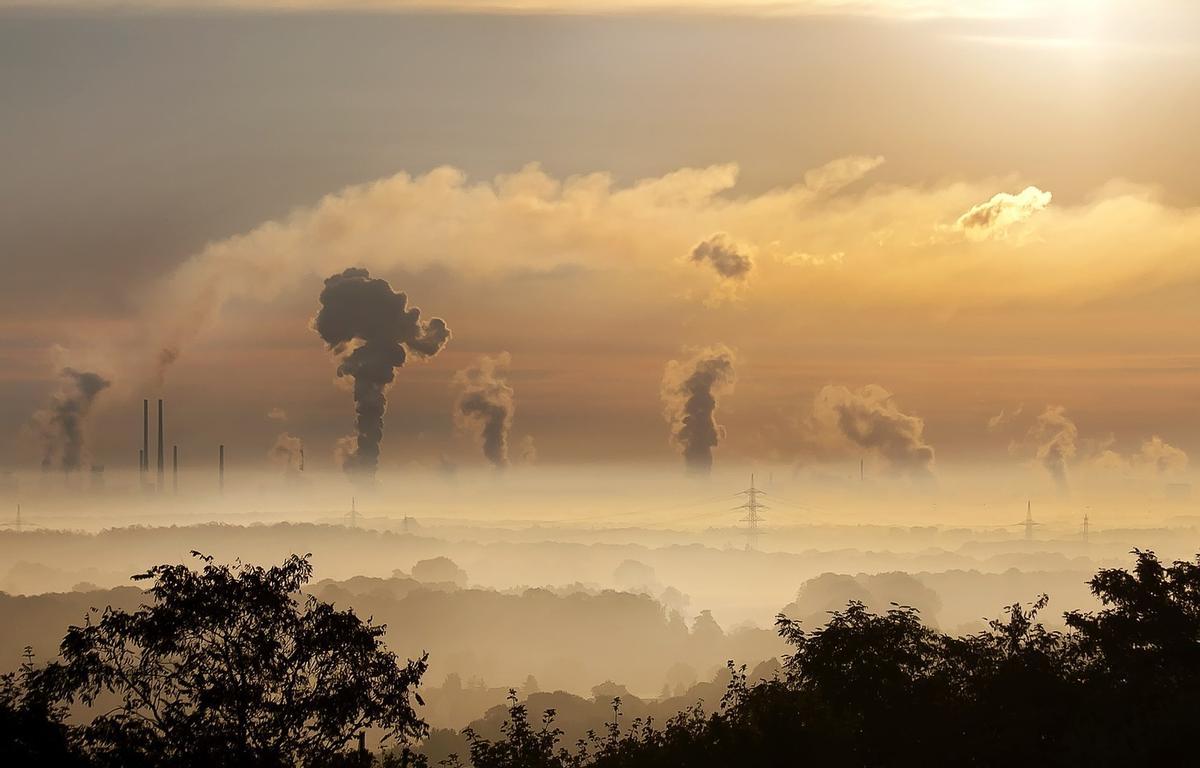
[809,384,936,480]
[955,185,1052,241]
[129,158,1200,387]
[268,432,304,471]
[453,352,516,469]
[267,407,288,422]
[690,233,753,282]
[1027,405,1077,495]
[661,345,737,475]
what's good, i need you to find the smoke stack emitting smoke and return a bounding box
[454,353,515,469]
[1030,405,1078,496]
[269,432,305,471]
[314,268,451,480]
[36,368,111,473]
[661,345,737,474]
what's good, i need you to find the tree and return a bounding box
[33,552,427,768]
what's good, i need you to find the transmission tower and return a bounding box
[1021,500,1039,541]
[346,497,359,528]
[735,474,767,551]
[1081,507,1090,543]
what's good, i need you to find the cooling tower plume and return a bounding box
[661,345,737,474]
[1029,405,1077,496]
[35,368,111,473]
[268,432,305,472]
[453,353,515,469]
[314,268,451,480]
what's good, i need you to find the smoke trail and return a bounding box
[453,353,515,469]
[1030,405,1077,496]
[313,268,451,479]
[35,368,111,473]
[661,345,737,474]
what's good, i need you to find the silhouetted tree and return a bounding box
[27,552,428,768]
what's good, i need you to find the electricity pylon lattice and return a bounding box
[735,474,768,551]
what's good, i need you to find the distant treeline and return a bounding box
[4,549,1199,766]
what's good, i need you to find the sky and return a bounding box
[3,1,1200,489]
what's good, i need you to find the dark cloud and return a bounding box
[35,368,111,473]
[661,345,737,474]
[314,267,451,480]
[453,353,515,469]
[689,233,753,281]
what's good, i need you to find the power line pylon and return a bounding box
[735,474,767,551]
[1082,508,1090,543]
[1021,500,1039,541]
[346,497,359,528]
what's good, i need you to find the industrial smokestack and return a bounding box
[142,399,149,475]
[218,444,225,494]
[172,445,178,494]
[156,399,164,492]
[138,449,144,475]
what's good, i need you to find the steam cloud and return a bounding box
[35,368,111,473]
[1029,405,1077,496]
[314,268,451,479]
[453,353,515,469]
[689,233,753,281]
[661,346,737,474]
[815,384,935,479]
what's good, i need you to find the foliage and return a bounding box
[11,552,427,768]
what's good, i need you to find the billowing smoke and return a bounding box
[35,368,111,473]
[1029,405,1077,495]
[815,384,935,479]
[453,353,515,469]
[689,233,753,281]
[314,268,451,479]
[661,346,737,474]
[268,432,304,471]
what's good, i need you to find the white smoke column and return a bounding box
[313,268,451,480]
[661,345,737,475]
[1029,405,1077,496]
[453,353,516,469]
[35,368,111,473]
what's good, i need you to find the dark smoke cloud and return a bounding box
[35,368,111,473]
[689,233,753,281]
[314,267,451,479]
[815,384,935,479]
[661,345,737,475]
[1029,405,1077,496]
[155,347,179,386]
[453,353,515,469]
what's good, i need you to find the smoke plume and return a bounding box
[661,346,737,474]
[268,432,304,471]
[1029,405,1077,496]
[453,353,516,469]
[35,368,111,473]
[314,267,451,479]
[689,233,753,281]
[815,384,935,479]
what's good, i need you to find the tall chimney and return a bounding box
[219,444,225,494]
[142,399,149,475]
[172,445,178,494]
[156,399,165,492]
[138,449,144,475]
